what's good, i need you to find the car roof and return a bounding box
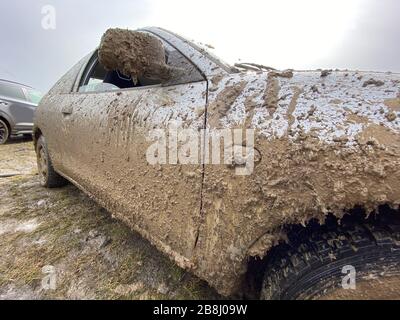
[0,79,33,89]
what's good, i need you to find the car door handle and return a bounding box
[0,100,9,106]
[61,106,73,115]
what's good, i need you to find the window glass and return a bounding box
[162,41,204,84]
[0,82,26,101]
[24,88,43,104]
[79,55,161,93]
[78,54,138,93]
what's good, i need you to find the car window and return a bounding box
[0,82,26,101]
[23,88,43,104]
[78,57,130,93]
[77,32,204,93]
[161,40,204,84]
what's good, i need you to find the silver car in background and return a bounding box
[0,79,42,144]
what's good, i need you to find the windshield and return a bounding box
[160,28,238,74]
[190,41,238,73]
[25,88,43,104]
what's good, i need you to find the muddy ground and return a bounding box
[0,137,219,300]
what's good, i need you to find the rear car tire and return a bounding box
[261,217,400,300]
[36,135,67,188]
[0,118,10,144]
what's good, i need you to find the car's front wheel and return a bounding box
[36,135,67,188]
[261,217,400,300]
[0,119,10,144]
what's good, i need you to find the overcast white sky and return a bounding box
[0,0,399,92]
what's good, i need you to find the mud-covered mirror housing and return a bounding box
[98,28,180,85]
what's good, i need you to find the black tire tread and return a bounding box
[261,215,400,300]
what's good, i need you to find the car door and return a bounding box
[0,82,35,132]
[58,35,208,262]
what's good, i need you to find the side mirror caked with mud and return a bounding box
[98,28,180,85]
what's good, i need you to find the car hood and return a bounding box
[207,69,400,146]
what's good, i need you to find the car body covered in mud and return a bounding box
[33,27,400,298]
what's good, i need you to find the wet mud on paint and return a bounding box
[197,69,400,295]
[99,28,176,84]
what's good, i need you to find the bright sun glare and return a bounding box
[151,0,363,69]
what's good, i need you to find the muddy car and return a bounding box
[33,27,400,299]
